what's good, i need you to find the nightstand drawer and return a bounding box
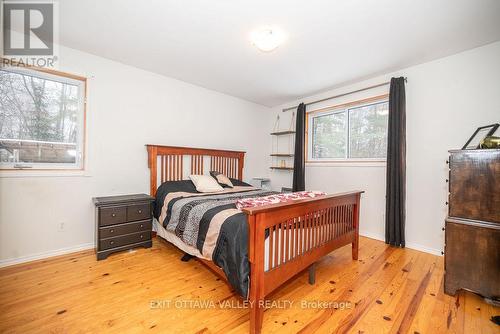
[127,203,150,222]
[99,206,127,226]
[99,220,151,239]
[100,231,151,250]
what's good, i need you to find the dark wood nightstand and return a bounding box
[93,194,155,260]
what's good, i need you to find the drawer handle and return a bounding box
[140,224,144,228]
[138,210,142,214]
[110,241,115,245]
[111,213,116,217]
[140,234,144,239]
[110,229,114,233]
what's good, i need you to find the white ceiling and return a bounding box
[60,0,500,107]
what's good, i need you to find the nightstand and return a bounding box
[252,177,271,190]
[93,194,155,260]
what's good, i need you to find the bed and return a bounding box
[147,144,363,334]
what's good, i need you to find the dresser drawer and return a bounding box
[100,231,151,250]
[99,220,151,239]
[127,203,151,222]
[444,219,500,297]
[99,206,127,226]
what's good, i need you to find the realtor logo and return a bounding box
[1,1,58,68]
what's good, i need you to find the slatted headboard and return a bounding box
[146,145,245,197]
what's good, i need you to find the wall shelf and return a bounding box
[270,166,294,170]
[270,153,294,157]
[270,130,296,136]
[271,114,295,176]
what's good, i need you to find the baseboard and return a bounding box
[404,241,443,256]
[360,231,443,256]
[0,242,95,268]
[0,231,443,268]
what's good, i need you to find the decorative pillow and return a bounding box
[210,171,234,188]
[189,175,224,193]
[235,191,327,209]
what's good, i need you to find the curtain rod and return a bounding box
[282,77,407,112]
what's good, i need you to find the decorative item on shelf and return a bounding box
[462,123,499,150]
[480,136,500,149]
[280,159,286,167]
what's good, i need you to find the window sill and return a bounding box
[306,160,386,167]
[0,169,92,178]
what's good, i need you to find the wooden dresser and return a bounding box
[93,194,155,260]
[444,149,500,298]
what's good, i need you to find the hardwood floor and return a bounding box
[0,237,497,333]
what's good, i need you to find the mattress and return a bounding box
[153,218,206,259]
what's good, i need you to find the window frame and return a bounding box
[306,94,389,163]
[0,65,87,171]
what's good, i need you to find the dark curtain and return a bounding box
[292,103,306,192]
[385,77,406,247]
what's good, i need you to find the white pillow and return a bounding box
[210,171,234,188]
[189,175,224,193]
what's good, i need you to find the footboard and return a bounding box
[242,191,363,334]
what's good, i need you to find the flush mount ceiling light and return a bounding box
[250,27,286,52]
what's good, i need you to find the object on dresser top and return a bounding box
[462,123,499,150]
[93,193,155,260]
[480,136,500,149]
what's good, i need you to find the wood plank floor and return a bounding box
[0,237,497,333]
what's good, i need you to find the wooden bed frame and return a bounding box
[146,144,362,334]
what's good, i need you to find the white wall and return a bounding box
[2,41,499,265]
[268,41,500,255]
[0,46,271,265]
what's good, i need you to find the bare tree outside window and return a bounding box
[0,68,85,169]
[312,111,346,159]
[308,100,388,160]
[349,102,388,158]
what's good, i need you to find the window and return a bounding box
[0,67,86,170]
[307,97,388,161]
